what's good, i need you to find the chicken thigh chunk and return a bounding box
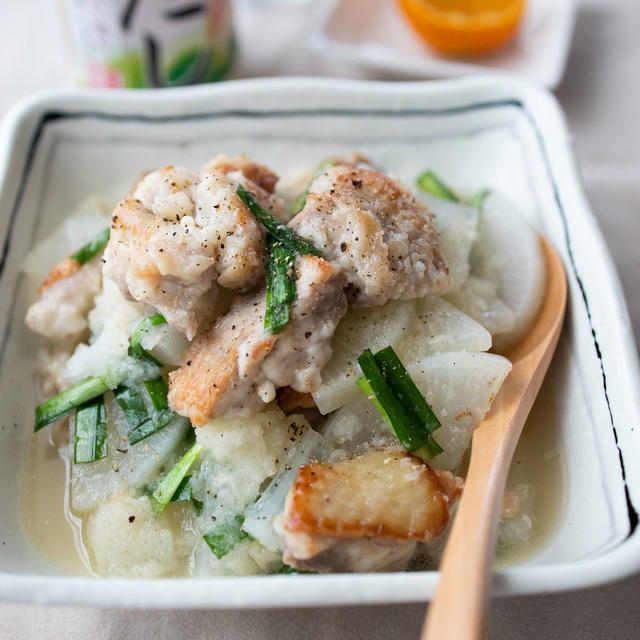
[276,450,462,573]
[168,255,347,425]
[290,166,451,307]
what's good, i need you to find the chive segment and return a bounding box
[129,313,167,367]
[143,377,169,411]
[113,385,149,429]
[236,184,322,257]
[374,346,441,437]
[150,442,203,515]
[416,171,458,202]
[70,228,111,265]
[34,376,111,432]
[264,236,297,334]
[357,348,442,460]
[470,188,491,210]
[127,377,174,445]
[203,514,252,559]
[127,410,174,445]
[290,158,337,215]
[73,396,108,464]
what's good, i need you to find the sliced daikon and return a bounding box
[311,299,415,414]
[445,275,516,338]
[69,392,190,512]
[421,192,479,291]
[140,324,190,367]
[323,351,511,472]
[397,295,492,365]
[243,426,328,552]
[445,192,545,352]
[470,193,545,351]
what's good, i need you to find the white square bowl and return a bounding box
[1,77,639,608]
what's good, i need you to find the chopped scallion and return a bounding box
[170,475,203,513]
[357,348,442,461]
[73,395,108,464]
[143,377,169,411]
[127,409,174,445]
[236,184,322,257]
[264,235,297,334]
[289,158,337,215]
[34,376,111,432]
[470,188,490,210]
[416,171,458,202]
[374,346,441,437]
[113,385,149,429]
[70,228,111,265]
[150,442,203,516]
[126,377,174,445]
[203,514,252,559]
[129,313,167,367]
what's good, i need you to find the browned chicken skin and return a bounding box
[168,255,347,425]
[276,450,462,573]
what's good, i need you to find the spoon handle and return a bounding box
[421,390,524,640]
[422,236,566,640]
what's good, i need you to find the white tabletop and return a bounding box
[2,0,640,638]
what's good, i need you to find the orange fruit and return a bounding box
[397,0,525,55]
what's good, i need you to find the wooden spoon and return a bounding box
[422,236,567,640]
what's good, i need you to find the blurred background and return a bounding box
[1,1,639,639]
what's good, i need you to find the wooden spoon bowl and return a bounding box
[423,235,567,640]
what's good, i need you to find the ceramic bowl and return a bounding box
[1,77,639,607]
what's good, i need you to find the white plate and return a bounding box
[0,77,639,608]
[311,0,578,89]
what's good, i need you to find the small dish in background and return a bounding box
[311,0,578,89]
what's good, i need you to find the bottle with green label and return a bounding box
[60,0,235,88]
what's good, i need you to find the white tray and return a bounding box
[312,0,578,89]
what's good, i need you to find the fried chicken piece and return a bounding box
[25,258,101,345]
[290,166,451,307]
[103,156,282,339]
[168,255,347,425]
[275,450,461,573]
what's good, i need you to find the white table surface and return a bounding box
[1,1,639,638]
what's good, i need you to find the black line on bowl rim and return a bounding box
[1,97,636,541]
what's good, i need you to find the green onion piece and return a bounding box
[113,385,149,429]
[470,188,490,210]
[73,396,108,464]
[374,346,441,437]
[70,228,111,265]
[416,171,458,202]
[357,349,442,461]
[143,377,169,411]
[171,475,193,502]
[126,378,173,445]
[236,184,322,257]
[264,235,297,334]
[275,564,301,574]
[170,475,203,513]
[127,409,174,445]
[34,376,111,432]
[289,158,337,215]
[356,377,392,425]
[203,514,252,560]
[129,313,167,367]
[150,442,203,516]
